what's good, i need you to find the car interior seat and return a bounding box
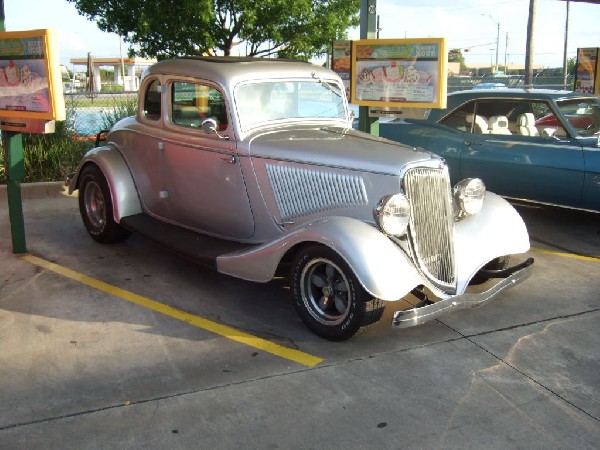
[488,115,512,135]
[466,114,489,134]
[518,113,539,136]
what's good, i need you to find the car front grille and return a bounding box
[403,167,456,292]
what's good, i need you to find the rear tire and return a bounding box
[291,245,385,341]
[78,165,131,244]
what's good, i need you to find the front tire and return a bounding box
[291,245,385,341]
[78,165,131,244]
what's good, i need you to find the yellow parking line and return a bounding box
[21,255,323,367]
[532,247,600,263]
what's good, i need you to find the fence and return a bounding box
[65,77,577,137]
[448,75,574,93]
[64,91,138,137]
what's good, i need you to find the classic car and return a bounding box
[68,57,533,341]
[380,89,600,213]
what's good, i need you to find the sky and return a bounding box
[3,0,600,71]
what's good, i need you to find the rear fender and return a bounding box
[217,216,422,301]
[70,146,142,221]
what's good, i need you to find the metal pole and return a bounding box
[562,1,570,90]
[524,0,536,88]
[358,0,379,136]
[495,22,500,74]
[505,32,508,74]
[0,0,28,253]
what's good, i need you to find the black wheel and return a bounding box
[291,245,385,341]
[470,255,510,285]
[78,165,131,244]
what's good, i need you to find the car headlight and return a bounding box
[376,193,411,236]
[453,178,486,218]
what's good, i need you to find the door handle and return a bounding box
[464,140,482,146]
[221,155,237,164]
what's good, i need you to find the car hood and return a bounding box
[243,125,437,175]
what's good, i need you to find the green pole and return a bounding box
[359,0,379,137]
[1,0,28,253]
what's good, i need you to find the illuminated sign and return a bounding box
[0,29,65,132]
[351,38,447,109]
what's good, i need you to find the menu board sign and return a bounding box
[574,48,599,96]
[351,38,447,109]
[331,40,351,101]
[0,29,65,130]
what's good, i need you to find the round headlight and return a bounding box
[454,178,486,217]
[376,193,411,236]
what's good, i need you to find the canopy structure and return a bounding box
[70,55,156,91]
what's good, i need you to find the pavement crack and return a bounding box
[438,309,600,423]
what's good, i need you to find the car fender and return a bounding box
[453,191,530,293]
[217,216,423,301]
[70,145,142,222]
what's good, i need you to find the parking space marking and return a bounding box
[532,247,600,263]
[22,255,324,367]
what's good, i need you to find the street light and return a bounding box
[483,14,500,74]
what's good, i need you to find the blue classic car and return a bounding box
[380,89,600,212]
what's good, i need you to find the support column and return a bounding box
[359,0,379,136]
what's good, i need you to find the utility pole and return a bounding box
[562,1,570,89]
[524,0,536,88]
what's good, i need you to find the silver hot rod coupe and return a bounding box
[68,57,534,341]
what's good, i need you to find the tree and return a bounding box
[67,0,360,60]
[448,48,467,73]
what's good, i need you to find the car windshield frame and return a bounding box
[555,97,600,137]
[235,79,349,131]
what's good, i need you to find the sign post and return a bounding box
[0,27,65,253]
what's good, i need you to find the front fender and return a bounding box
[217,216,422,301]
[454,191,530,293]
[70,146,142,221]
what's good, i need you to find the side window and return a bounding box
[171,81,228,130]
[439,101,475,133]
[143,79,162,121]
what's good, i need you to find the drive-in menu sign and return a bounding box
[0,29,64,122]
[351,38,447,109]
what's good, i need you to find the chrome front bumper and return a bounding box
[392,258,534,328]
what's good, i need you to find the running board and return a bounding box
[120,213,256,270]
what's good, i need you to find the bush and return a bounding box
[0,121,95,183]
[100,97,138,130]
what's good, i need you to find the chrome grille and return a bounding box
[404,167,456,291]
[267,164,368,221]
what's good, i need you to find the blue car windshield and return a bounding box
[555,98,600,136]
[236,80,348,130]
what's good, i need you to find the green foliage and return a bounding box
[66,0,360,60]
[1,121,95,183]
[100,97,138,130]
[101,83,125,92]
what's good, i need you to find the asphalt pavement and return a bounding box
[0,182,599,449]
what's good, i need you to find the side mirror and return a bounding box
[200,118,229,140]
[201,118,218,135]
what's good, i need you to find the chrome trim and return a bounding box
[392,259,533,328]
[403,166,456,292]
[266,164,368,221]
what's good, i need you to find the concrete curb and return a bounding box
[0,181,68,201]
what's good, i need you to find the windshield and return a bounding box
[555,98,600,136]
[236,80,348,130]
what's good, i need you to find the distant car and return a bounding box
[68,58,533,341]
[472,82,507,90]
[380,89,600,212]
